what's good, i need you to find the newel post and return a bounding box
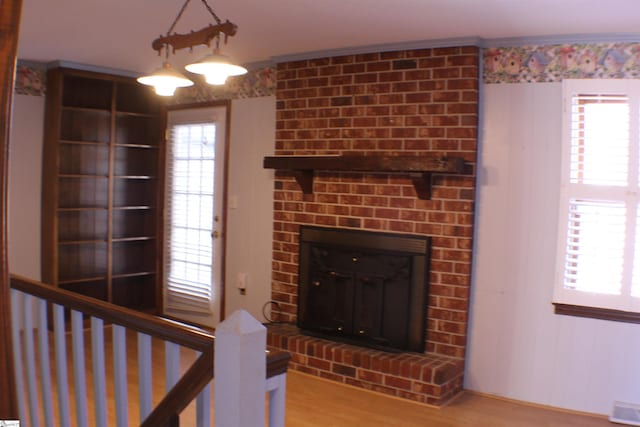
[214,309,266,426]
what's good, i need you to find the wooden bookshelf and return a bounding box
[41,67,164,311]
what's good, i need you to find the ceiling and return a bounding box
[17,0,640,76]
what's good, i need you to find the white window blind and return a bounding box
[165,113,217,314]
[563,200,626,296]
[554,79,640,313]
[568,95,629,186]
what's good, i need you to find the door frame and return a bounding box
[0,0,23,418]
[161,100,231,324]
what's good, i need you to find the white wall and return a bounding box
[466,82,640,415]
[8,94,43,280]
[225,96,275,322]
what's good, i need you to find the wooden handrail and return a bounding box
[141,348,214,427]
[10,274,213,351]
[267,351,292,378]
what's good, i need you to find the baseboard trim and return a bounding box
[464,389,608,420]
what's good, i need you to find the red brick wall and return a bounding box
[271,46,478,360]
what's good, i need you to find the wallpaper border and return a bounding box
[170,66,276,104]
[15,63,46,96]
[483,42,640,84]
[13,61,276,100]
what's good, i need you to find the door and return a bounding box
[164,106,227,328]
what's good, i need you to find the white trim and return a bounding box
[554,79,640,312]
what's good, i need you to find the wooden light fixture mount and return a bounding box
[137,0,246,95]
[151,0,238,55]
[151,20,238,54]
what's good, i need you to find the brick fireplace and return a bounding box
[267,46,478,405]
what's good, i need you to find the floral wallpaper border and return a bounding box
[13,62,276,100]
[15,64,46,96]
[170,66,276,104]
[483,42,640,84]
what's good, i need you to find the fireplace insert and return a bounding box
[297,226,431,353]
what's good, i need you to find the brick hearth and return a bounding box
[267,324,464,406]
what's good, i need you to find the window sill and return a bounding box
[553,303,640,324]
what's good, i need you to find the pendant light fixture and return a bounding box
[137,0,246,95]
[185,47,247,85]
[137,61,194,97]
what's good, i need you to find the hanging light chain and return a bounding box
[199,0,223,47]
[167,0,192,36]
[166,0,223,37]
[161,0,192,59]
[200,0,222,25]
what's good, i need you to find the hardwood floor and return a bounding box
[23,327,612,426]
[284,372,610,427]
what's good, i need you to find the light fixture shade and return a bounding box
[137,62,194,96]
[185,50,247,85]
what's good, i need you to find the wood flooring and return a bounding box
[283,372,610,427]
[20,327,612,426]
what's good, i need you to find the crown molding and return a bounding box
[45,60,140,78]
[270,37,483,64]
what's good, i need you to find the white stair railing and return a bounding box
[10,275,290,427]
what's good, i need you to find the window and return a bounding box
[554,79,640,317]
[164,107,226,326]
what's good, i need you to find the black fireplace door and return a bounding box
[300,245,415,351]
[297,226,430,353]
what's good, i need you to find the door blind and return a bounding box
[165,122,216,314]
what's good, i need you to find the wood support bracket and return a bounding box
[410,173,432,200]
[293,170,314,195]
[263,155,465,200]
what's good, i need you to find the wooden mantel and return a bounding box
[263,155,465,199]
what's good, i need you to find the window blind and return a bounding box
[555,80,640,313]
[563,199,625,295]
[165,117,217,314]
[569,95,629,186]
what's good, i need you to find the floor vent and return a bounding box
[611,401,640,426]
